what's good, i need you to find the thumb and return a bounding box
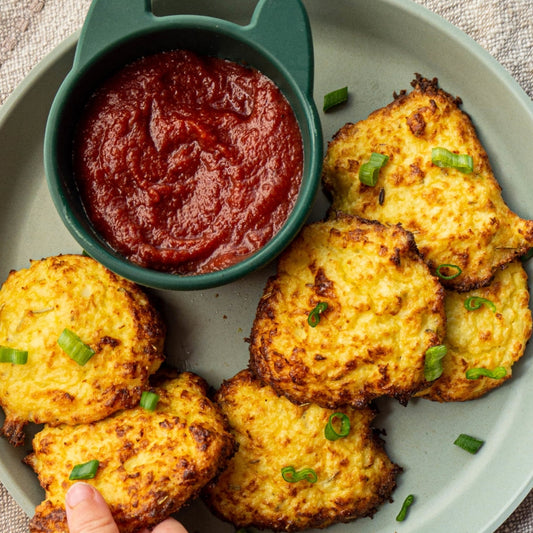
[138,517,189,533]
[151,517,189,533]
[65,482,119,533]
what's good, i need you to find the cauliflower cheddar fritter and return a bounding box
[0,255,165,446]
[249,214,446,408]
[203,370,401,532]
[322,74,533,292]
[418,261,532,402]
[25,372,235,533]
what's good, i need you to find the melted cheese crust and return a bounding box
[25,372,235,533]
[249,214,446,408]
[203,369,401,532]
[418,261,532,401]
[0,255,165,445]
[322,75,533,291]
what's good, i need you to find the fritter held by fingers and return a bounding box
[203,369,401,532]
[249,214,446,409]
[322,74,533,292]
[25,372,236,533]
[418,260,532,402]
[0,254,165,446]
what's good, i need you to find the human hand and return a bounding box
[65,482,189,533]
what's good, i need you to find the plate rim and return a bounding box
[1,1,533,531]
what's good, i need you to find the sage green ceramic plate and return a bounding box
[1,1,532,532]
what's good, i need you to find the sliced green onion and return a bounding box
[432,147,473,174]
[359,152,389,186]
[323,86,348,112]
[464,296,496,313]
[0,346,28,365]
[424,344,447,381]
[281,466,317,483]
[466,366,507,380]
[324,412,351,441]
[57,328,95,366]
[308,302,328,327]
[140,391,160,411]
[454,434,484,454]
[69,459,99,480]
[435,263,462,280]
[396,494,414,522]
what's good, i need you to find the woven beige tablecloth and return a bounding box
[1,1,533,532]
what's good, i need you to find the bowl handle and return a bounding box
[243,0,315,98]
[73,0,315,98]
[73,0,154,68]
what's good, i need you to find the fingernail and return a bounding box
[66,482,96,508]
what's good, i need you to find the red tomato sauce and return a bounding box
[74,50,303,274]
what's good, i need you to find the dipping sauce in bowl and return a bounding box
[73,49,304,275]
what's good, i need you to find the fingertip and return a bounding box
[65,484,188,533]
[65,482,97,509]
[151,517,189,533]
[65,483,119,533]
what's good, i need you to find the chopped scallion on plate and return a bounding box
[424,344,447,381]
[466,366,507,380]
[69,459,99,480]
[396,494,414,522]
[0,346,28,365]
[323,86,348,111]
[308,302,328,327]
[464,296,496,312]
[57,328,95,366]
[454,434,484,454]
[432,147,473,173]
[281,466,317,483]
[324,412,351,441]
[140,390,160,411]
[359,152,389,186]
[435,263,462,280]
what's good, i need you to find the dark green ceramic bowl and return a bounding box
[44,0,322,290]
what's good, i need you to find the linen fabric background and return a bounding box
[0,0,532,532]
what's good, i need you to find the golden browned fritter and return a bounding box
[25,371,235,533]
[322,74,533,292]
[203,369,401,532]
[0,254,165,446]
[418,260,532,402]
[249,214,446,408]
